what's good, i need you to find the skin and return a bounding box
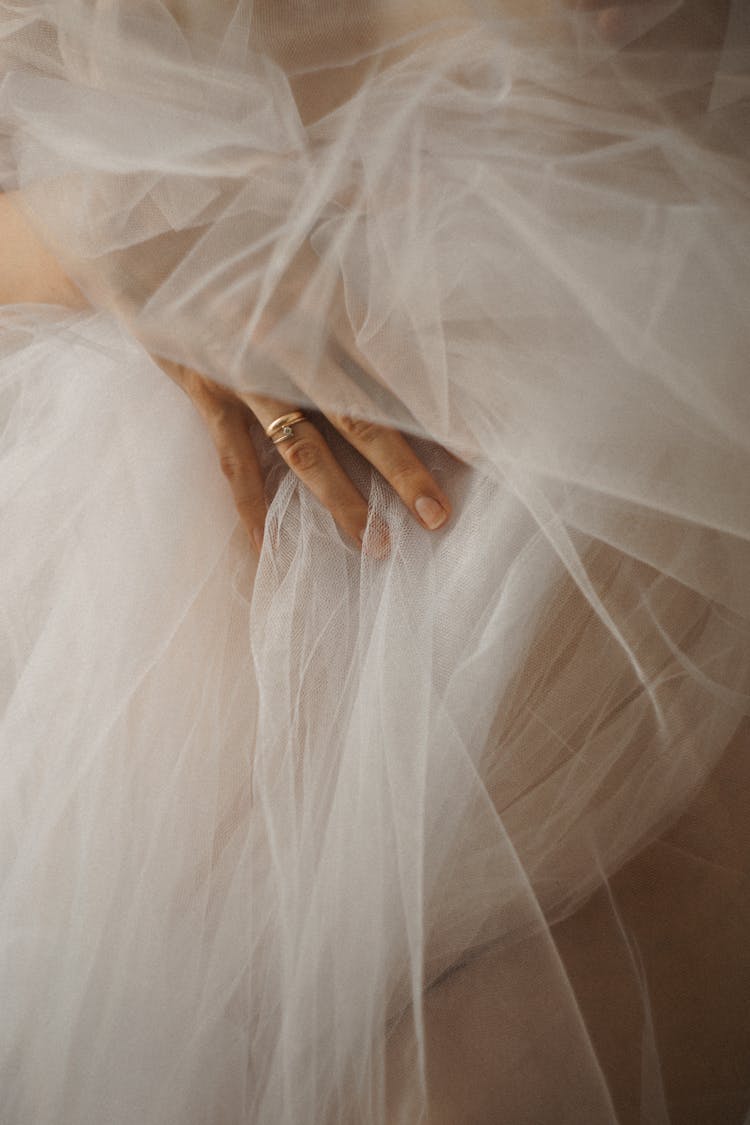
[156,359,453,558]
[2,2,738,1121]
[0,191,452,556]
[0,193,89,310]
[2,0,708,558]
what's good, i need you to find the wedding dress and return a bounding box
[1,2,749,1123]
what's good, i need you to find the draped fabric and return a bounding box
[1,3,749,1122]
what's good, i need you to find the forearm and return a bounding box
[0,192,88,309]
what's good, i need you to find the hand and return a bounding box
[158,359,452,558]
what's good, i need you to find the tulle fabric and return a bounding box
[1,2,749,1123]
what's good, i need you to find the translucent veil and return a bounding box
[1,2,749,1123]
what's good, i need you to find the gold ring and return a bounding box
[265,411,307,445]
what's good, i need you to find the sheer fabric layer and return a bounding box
[0,2,749,1123]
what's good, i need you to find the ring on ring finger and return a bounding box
[265,411,308,445]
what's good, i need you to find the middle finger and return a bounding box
[329,414,451,532]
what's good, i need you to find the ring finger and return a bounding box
[248,396,371,547]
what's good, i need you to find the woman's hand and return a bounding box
[0,194,451,555]
[159,359,452,558]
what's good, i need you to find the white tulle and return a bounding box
[1,2,749,1123]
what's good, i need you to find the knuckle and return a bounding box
[284,437,323,474]
[388,459,423,487]
[219,451,240,481]
[337,415,382,444]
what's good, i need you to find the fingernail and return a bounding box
[415,496,448,530]
[252,528,264,556]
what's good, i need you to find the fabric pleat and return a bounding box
[1,2,748,1122]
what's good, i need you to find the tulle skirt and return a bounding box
[1,303,748,1123]
[1,1,749,1122]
